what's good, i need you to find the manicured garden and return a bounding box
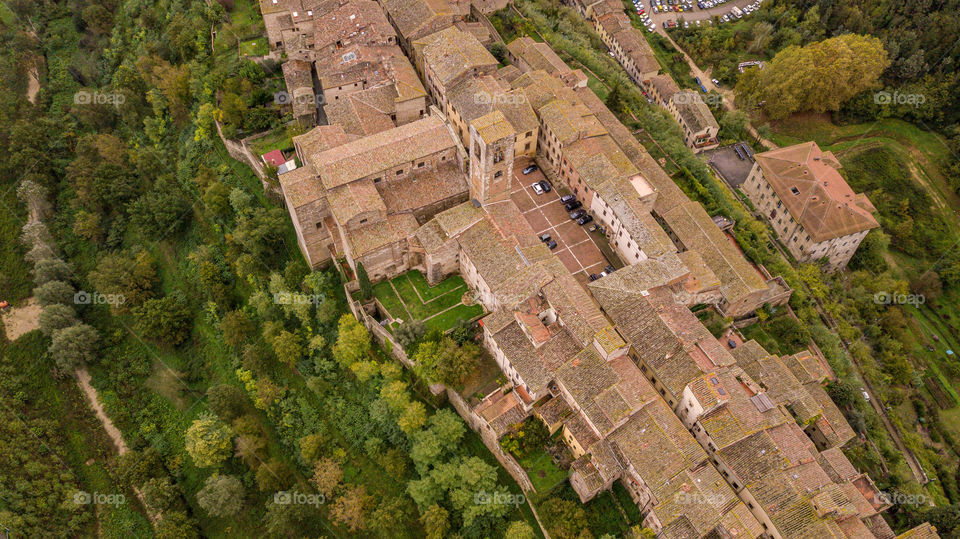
[373,271,484,332]
[238,37,268,57]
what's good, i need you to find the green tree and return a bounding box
[38,304,78,336]
[356,262,373,300]
[185,413,233,468]
[49,324,99,371]
[255,459,295,492]
[539,497,592,539]
[271,330,303,367]
[196,474,245,518]
[34,280,75,307]
[87,250,158,310]
[154,511,199,539]
[220,310,254,348]
[207,384,247,422]
[141,477,181,513]
[605,82,625,115]
[333,314,372,367]
[31,258,71,285]
[504,521,536,539]
[133,292,193,345]
[736,34,890,119]
[394,319,426,352]
[421,504,450,539]
[298,432,324,464]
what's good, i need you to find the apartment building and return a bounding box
[743,142,879,272]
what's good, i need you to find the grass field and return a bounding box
[374,271,484,332]
[518,449,569,494]
[238,37,268,57]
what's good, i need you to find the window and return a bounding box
[359,218,367,224]
[396,170,403,176]
[316,222,323,229]
[417,161,424,168]
[494,171,503,178]
[374,177,382,183]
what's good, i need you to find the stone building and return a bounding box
[743,142,879,272]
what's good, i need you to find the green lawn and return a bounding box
[374,271,484,332]
[239,38,268,57]
[519,449,569,494]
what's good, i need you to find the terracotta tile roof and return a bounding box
[413,219,447,253]
[434,200,485,235]
[754,142,879,242]
[896,523,941,539]
[473,109,515,142]
[475,389,527,437]
[311,115,455,189]
[783,350,828,385]
[418,26,497,89]
[381,0,453,40]
[507,36,572,75]
[672,90,720,134]
[376,163,467,215]
[661,200,769,301]
[282,59,317,118]
[649,73,680,101]
[536,396,573,426]
[324,86,397,136]
[565,410,601,449]
[293,124,360,158]
[804,381,857,447]
[312,0,395,51]
[326,179,386,224]
[542,273,609,346]
[279,166,325,209]
[652,464,742,537]
[817,448,860,483]
[346,212,419,257]
[537,99,606,145]
[610,26,660,76]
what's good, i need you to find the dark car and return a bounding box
[560,194,576,204]
[727,339,737,349]
[522,165,538,175]
[589,274,600,281]
[564,200,582,211]
[604,265,615,274]
[538,180,551,192]
[546,240,558,250]
[577,215,593,225]
[539,233,551,243]
[569,209,586,220]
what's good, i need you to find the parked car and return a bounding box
[564,200,582,211]
[522,164,538,175]
[711,78,720,86]
[531,182,544,195]
[539,233,551,243]
[546,240,558,250]
[605,265,615,274]
[861,387,870,401]
[577,215,593,225]
[569,209,586,220]
[539,180,551,192]
[589,274,601,281]
[559,194,576,203]
[727,339,737,348]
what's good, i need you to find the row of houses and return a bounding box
[262,2,936,537]
[574,0,720,152]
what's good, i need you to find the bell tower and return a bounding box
[468,110,516,205]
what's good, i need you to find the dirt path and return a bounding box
[2,297,42,340]
[76,368,162,525]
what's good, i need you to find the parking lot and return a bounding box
[510,161,613,284]
[633,0,763,24]
[706,143,756,188]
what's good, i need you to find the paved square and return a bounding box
[510,159,615,279]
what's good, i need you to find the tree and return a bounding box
[736,34,890,119]
[368,496,408,537]
[420,504,450,539]
[255,459,295,492]
[539,498,592,539]
[330,485,374,532]
[394,319,426,352]
[220,310,254,349]
[38,304,78,336]
[133,292,193,346]
[504,521,536,539]
[34,280,75,307]
[207,384,247,422]
[87,250,158,310]
[264,494,320,537]
[356,262,373,300]
[185,413,233,468]
[197,474,245,518]
[299,433,324,464]
[271,330,303,367]
[154,511,199,539]
[333,314,372,367]
[489,42,508,64]
[414,338,482,387]
[49,324,99,371]
[141,477,181,513]
[605,82,625,115]
[311,457,343,498]
[32,258,71,285]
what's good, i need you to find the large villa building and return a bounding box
[261,2,937,537]
[742,142,879,272]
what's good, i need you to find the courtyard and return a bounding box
[372,270,485,333]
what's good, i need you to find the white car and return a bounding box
[531,183,544,195]
[711,78,720,85]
